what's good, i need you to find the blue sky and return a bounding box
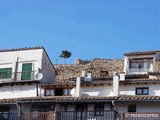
[0,0,159,64]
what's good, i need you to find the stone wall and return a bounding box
[54,58,124,82]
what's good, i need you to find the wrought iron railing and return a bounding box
[56,110,117,120]
[0,113,19,120]
[0,71,36,82]
[128,68,150,74]
[0,110,117,120]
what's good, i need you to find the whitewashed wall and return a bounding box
[119,83,160,96]
[0,49,43,82]
[0,84,37,99]
[81,86,113,97]
[41,50,55,83]
[0,49,55,83]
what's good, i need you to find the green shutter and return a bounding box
[0,68,12,79]
[21,63,32,80]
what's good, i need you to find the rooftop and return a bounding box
[124,50,160,56]
[0,46,44,52]
[1,95,160,104]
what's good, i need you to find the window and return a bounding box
[95,103,104,116]
[45,89,54,96]
[136,87,149,95]
[128,104,136,112]
[76,104,87,111]
[21,63,32,80]
[45,88,72,96]
[63,89,71,96]
[32,105,55,112]
[55,88,63,96]
[0,68,12,79]
[129,58,153,69]
[0,106,10,119]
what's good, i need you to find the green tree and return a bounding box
[59,50,72,64]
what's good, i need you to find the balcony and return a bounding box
[128,68,151,75]
[0,71,36,83]
[0,110,117,120]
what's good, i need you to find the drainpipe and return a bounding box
[113,72,120,96]
[14,57,19,82]
[75,77,81,97]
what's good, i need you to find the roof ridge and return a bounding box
[0,46,44,52]
[124,49,160,56]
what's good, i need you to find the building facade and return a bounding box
[0,48,160,120]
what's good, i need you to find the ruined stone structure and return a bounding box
[54,58,124,82]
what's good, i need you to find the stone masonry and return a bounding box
[54,58,124,82]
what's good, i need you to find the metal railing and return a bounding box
[0,71,35,82]
[0,110,117,120]
[56,110,117,120]
[128,68,150,74]
[21,112,55,120]
[0,113,19,120]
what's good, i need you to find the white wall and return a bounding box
[0,49,43,82]
[41,50,55,83]
[81,86,113,97]
[119,83,160,96]
[0,48,56,84]
[80,83,160,97]
[0,83,37,99]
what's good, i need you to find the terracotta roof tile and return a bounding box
[124,50,160,56]
[1,95,160,104]
[0,46,44,52]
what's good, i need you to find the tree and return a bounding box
[59,50,72,64]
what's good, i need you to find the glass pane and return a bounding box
[136,89,142,95]
[46,90,50,96]
[64,89,68,95]
[50,89,54,96]
[0,68,12,79]
[143,88,149,95]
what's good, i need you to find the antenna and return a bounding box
[35,73,43,80]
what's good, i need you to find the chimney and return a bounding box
[113,72,119,96]
[75,77,81,97]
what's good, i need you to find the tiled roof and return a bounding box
[17,95,160,103]
[148,71,160,75]
[0,46,44,52]
[55,59,124,82]
[17,96,118,103]
[125,74,149,79]
[124,79,160,83]
[1,95,160,104]
[124,50,160,56]
[43,78,113,87]
[0,98,17,104]
[0,80,39,85]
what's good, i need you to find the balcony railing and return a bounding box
[128,68,150,75]
[56,110,117,120]
[0,113,19,120]
[0,71,35,83]
[123,112,160,120]
[0,111,117,120]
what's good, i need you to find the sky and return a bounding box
[0,0,159,64]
